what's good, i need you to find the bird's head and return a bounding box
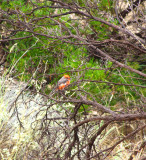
[63,75,70,79]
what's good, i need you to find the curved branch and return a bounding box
[72,113,146,130]
[89,44,146,77]
[51,0,145,44]
[89,124,146,159]
[0,35,33,42]
[86,121,111,159]
[93,39,146,54]
[64,103,81,159]
[80,80,146,88]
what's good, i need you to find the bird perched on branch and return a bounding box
[49,74,70,96]
[57,74,70,90]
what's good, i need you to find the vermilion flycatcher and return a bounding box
[57,75,70,90]
[49,75,70,96]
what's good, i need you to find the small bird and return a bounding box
[57,74,70,90]
[49,75,70,96]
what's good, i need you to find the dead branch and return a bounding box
[72,113,146,130]
[89,124,146,159]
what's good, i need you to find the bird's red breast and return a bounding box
[57,75,70,90]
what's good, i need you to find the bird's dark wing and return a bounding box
[57,77,68,85]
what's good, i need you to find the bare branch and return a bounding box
[90,124,146,159]
[80,79,146,88]
[72,113,146,130]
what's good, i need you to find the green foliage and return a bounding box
[98,0,113,10]
[1,0,144,110]
[0,1,145,159]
